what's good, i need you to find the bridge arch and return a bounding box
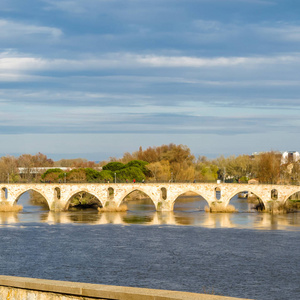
[14,188,50,210]
[172,190,209,211]
[283,189,300,205]
[65,190,103,210]
[226,189,265,211]
[118,188,156,210]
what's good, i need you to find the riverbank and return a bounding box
[0,276,253,300]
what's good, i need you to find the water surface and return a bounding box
[0,194,299,300]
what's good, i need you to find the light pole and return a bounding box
[64,173,66,183]
[114,173,116,183]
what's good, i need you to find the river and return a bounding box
[0,194,299,300]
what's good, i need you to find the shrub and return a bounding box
[0,204,23,212]
[205,204,237,213]
[97,204,127,212]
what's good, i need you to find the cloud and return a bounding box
[1,51,300,75]
[0,109,295,136]
[0,19,62,39]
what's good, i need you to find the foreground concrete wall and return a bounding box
[0,275,252,300]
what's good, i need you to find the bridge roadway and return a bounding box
[0,182,299,211]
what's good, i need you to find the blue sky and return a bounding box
[0,0,300,160]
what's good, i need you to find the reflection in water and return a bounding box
[123,198,156,211]
[0,207,298,231]
[0,193,299,231]
[229,194,257,212]
[174,194,208,211]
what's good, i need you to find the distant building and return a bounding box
[17,167,72,175]
[17,166,102,176]
[281,151,300,165]
[251,151,300,165]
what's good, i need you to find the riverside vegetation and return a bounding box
[0,144,299,213]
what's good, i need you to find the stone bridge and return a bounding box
[0,182,299,212]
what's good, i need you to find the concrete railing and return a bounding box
[0,275,252,300]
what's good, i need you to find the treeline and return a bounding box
[41,160,150,183]
[0,145,299,184]
[115,145,299,184]
[0,153,100,183]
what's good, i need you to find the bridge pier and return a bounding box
[156,200,173,212]
[50,199,64,212]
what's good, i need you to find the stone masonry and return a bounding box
[0,183,299,211]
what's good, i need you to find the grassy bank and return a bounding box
[0,204,23,212]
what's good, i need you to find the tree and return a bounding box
[17,154,35,182]
[125,160,150,176]
[102,162,125,172]
[255,151,281,184]
[121,152,135,163]
[0,156,19,183]
[116,167,145,182]
[18,152,54,182]
[98,170,114,182]
[41,168,64,182]
[32,152,54,167]
[146,160,170,182]
[85,168,102,182]
[66,169,87,182]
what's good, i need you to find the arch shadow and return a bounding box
[284,190,300,205]
[65,190,103,210]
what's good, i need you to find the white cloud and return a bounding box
[1,51,300,75]
[0,19,62,39]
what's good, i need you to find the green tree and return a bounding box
[116,167,146,182]
[85,168,102,182]
[102,162,125,172]
[125,160,150,176]
[41,168,64,182]
[98,170,114,182]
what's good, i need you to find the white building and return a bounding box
[281,151,300,165]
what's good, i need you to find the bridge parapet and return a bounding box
[0,183,299,212]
